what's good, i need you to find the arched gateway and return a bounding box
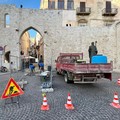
[0,4,120,70]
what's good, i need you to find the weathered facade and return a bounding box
[20,31,30,56]
[0,1,120,70]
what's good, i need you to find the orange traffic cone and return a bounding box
[117,78,120,85]
[110,92,120,108]
[41,95,49,110]
[65,93,74,110]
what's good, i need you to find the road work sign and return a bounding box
[1,78,24,99]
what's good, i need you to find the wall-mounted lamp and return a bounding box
[44,31,48,34]
[15,28,19,32]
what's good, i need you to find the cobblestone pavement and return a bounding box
[0,71,120,120]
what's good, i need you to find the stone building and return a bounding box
[0,0,120,70]
[35,32,44,61]
[20,31,30,56]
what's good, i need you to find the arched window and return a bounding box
[4,45,10,63]
[67,0,74,10]
[5,13,10,28]
[78,19,88,27]
[5,51,10,63]
[48,0,55,9]
[58,0,64,9]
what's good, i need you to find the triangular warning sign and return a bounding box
[1,78,24,99]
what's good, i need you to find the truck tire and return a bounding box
[56,68,59,74]
[56,69,60,75]
[64,73,70,83]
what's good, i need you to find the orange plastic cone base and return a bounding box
[65,104,74,110]
[41,105,49,111]
[117,82,120,85]
[110,103,120,109]
[117,79,120,85]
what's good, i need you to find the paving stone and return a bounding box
[0,72,120,120]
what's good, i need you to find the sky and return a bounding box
[0,0,40,38]
[28,29,38,39]
[0,0,40,9]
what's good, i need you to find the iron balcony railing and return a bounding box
[76,7,91,15]
[102,8,118,16]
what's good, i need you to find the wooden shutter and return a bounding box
[80,2,85,12]
[106,1,111,13]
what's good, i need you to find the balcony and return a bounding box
[76,7,91,15]
[102,8,118,16]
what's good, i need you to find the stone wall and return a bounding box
[0,5,120,70]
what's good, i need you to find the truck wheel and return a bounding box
[64,73,70,83]
[56,69,60,75]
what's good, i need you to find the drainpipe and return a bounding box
[115,22,119,69]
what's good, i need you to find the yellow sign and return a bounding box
[1,78,24,99]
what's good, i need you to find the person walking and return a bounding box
[88,42,98,63]
[29,63,35,73]
[38,55,44,72]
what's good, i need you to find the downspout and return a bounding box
[114,22,119,69]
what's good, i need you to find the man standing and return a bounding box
[38,55,44,72]
[88,42,98,63]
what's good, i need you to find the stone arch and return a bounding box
[4,45,10,63]
[20,26,42,39]
[78,19,88,26]
[19,26,44,62]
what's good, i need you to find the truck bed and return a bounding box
[61,63,112,74]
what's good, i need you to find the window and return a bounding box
[80,2,85,12]
[48,0,55,9]
[78,19,87,27]
[106,1,111,13]
[104,20,114,26]
[67,0,74,10]
[58,0,64,9]
[5,13,10,28]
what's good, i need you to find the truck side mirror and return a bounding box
[55,60,57,62]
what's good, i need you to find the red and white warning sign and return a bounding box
[1,78,24,99]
